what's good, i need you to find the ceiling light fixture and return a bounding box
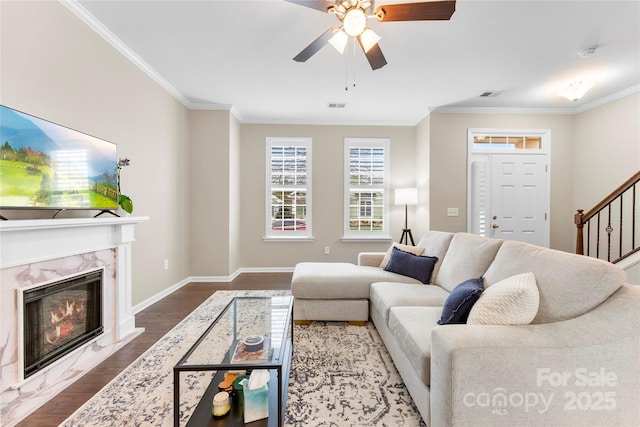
[343,8,367,36]
[559,81,594,102]
[359,28,381,52]
[329,29,349,54]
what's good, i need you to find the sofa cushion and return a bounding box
[388,306,442,386]
[468,272,539,325]
[291,262,421,300]
[437,277,483,325]
[384,247,438,284]
[370,282,450,324]
[416,231,455,284]
[379,242,425,268]
[482,240,626,323]
[435,233,503,293]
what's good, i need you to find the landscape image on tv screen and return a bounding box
[0,105,118,210]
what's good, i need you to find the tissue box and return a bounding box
[240,379,269,423]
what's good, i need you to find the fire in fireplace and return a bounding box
[21,269,103,379]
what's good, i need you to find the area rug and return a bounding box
[60,290,425,427]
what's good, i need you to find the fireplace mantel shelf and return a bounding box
[0,216,148,232]
[0,216,149,269]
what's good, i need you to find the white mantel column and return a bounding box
[115,221,137,340]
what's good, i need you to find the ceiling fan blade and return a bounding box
[284,0,335,13]
[375,0,456,21]
[293,28,334,62]
[357,37,387,70]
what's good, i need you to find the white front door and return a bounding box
[490,154,548,246]
[467,129,551,248]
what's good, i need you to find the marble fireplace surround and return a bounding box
[0,216,148,426]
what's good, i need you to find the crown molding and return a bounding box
[432,106,576,115]
[573,84,640,113]
[60,0,191,108]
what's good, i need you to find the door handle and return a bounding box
[492,224,500,229]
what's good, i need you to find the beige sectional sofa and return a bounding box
[291,231,640,426]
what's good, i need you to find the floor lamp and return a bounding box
[395,188,418,246]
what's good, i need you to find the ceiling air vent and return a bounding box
[328,102,347,109]
[480,91,501,97]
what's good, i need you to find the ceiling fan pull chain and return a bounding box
[345,55,349,91]
[352,37,357,88]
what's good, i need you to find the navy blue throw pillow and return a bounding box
[437,277,484,325]
[384,246,438,284]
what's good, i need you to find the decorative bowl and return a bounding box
[242,335,264,352]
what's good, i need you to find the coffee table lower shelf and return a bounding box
[184,341,292,427]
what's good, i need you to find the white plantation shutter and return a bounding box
[266,138,312,239]
[471,160,489,237]
[343,138,390,239]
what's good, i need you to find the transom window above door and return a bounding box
[473,134,543,150]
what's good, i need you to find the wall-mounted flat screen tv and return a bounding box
[0,105,118,210]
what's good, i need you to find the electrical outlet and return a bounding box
[164,259,169,270]
[324,246,330,255]
[447,208,459,217]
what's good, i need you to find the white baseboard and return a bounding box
[131,277,191,315]
[132,267,294,315]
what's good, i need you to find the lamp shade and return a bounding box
[329,29,348,54]
[360,28,381,53]
[395,188,418,205]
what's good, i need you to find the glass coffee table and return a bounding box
[173,296,293,426]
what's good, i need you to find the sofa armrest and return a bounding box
[358,252,385,267]
[430,285,640,427]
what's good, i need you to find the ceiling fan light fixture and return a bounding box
[360,28,381,53]
[559,81,594,102]
[329,29,349,54]
[344,8,367,36]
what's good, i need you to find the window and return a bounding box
[266,138,312,239]
[344,138,390,239]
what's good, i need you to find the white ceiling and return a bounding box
[71,0,640,125]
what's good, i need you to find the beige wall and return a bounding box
[429,113,576,252]
[415,115,431,237]
[238,124,418,267]
[0,1,191,305]
[228,114,242,273]
[573,93,640,210]
[188,110,231,276]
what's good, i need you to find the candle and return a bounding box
[212,391,231,417]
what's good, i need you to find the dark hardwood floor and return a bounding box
[17,273,292,427]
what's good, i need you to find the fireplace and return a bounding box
[1,216,146,425]
[20,269,103,379]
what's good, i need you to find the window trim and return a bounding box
[343,138,391,240]
[265,137,312,241]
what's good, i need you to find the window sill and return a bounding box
[341,236,392,243]
[263,236,315,242]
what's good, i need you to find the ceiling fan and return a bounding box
[287,0,456,70]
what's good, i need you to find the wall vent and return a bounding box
[327,102,347,109]
[480,91,501,97]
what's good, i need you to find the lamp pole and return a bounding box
[400,203,415,245]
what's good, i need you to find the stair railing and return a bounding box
[575,171,640,263]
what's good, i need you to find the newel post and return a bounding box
[574,209,585,255]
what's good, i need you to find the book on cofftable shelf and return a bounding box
[230,336,271,364]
